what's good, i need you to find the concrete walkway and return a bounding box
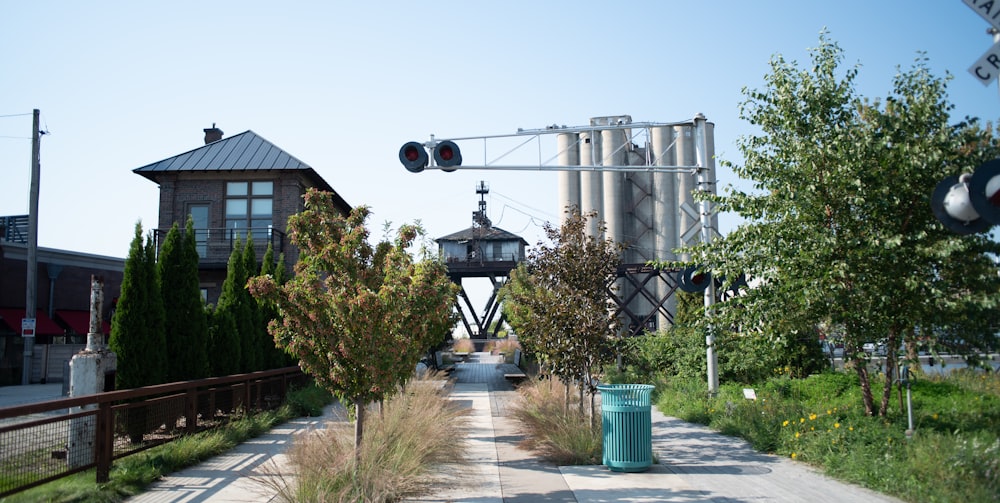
[2,355,905,502]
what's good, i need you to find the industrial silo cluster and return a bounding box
[555,114,718,332]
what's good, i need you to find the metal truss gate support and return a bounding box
[453,274,509,340]
[610,264,681,337]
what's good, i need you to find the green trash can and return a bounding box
[597,383,653,472]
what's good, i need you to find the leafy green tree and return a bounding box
[685,34,1000,416]
[247,189,458,462]
[500,209,622,422]
[110,223,167,389]
[159,218,209,381]
[258,242,289,369]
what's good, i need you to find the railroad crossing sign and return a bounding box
[963,0,1000,85]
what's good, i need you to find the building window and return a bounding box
[188,204,209,257]
[226,181,273,241]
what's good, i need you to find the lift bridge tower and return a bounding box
[400,114,723,392]
[435,181,527,341]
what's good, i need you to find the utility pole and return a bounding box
[21,109,40,385]
[694,114,719,395]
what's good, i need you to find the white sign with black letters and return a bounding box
[970,39,1000,85]
[963,0,1000,32]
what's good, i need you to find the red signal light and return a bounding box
[433,140,462,172]
[399,142,429,173]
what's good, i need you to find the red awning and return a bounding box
[0,308,65,336]
[55,310,110,335]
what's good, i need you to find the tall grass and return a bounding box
[509,378,601,465]
[656,370,1000,503]
[272,376,467,503]
[451,338,475,353]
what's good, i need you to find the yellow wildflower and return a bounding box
[782,420,789,427]
[834,423,840,429]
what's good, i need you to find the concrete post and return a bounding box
[67,276,117,468]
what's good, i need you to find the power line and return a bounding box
[0,113,33,118]
[491,190,558,221]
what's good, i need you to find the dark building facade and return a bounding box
[0,224,124,385]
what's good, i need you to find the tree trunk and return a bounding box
[854,360,875,416]
[879,327,900,416]
[354,397,365,470]
[564,379,570,414]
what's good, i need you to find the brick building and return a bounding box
[133,126,351,304]
[0,216,123,385]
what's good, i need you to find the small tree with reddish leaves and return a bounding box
[247,189,458,462]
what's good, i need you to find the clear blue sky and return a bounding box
[2,2,998,278]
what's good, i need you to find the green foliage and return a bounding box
[159,218,210,382]
[681,33,1000,416]
[242,236,263,371]
[207,304,241,376]
[247,189,459,455]
[110,223,167,389]
[656,370,1000,502]
[500,209,623,400]
[257,242,288,369]
[284,383,334,417]
[216,238,258,373]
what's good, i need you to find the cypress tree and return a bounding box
[182,217,210,377]
[158,223,183,381]
[208,305,240,376]
[144,231,168,383]
[242,236,264,371]
[160,218,210,381]
[218,238,256,372]
[111,223,166,389]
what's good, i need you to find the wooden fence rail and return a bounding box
[0,366,307,498]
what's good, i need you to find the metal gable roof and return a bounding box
[436,226,528,244]
[133,130,311,175]
[132,129,351,212]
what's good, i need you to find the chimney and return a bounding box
[203,123,223,144]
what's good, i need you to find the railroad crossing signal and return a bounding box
[398,139,463,173]
[931,159,1000,234]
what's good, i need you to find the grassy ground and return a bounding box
[655,370,1000,503]
[2,383,333,503]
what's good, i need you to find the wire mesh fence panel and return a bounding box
[0,409,90,497]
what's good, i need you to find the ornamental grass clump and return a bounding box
[510,378,601,465]
[273,376,467,503]
[451,337,475,353]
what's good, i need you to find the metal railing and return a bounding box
[0,215,29,244]
[152,227,285,263]
[0,367,307,497]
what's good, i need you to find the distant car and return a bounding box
[863,342,887,356]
